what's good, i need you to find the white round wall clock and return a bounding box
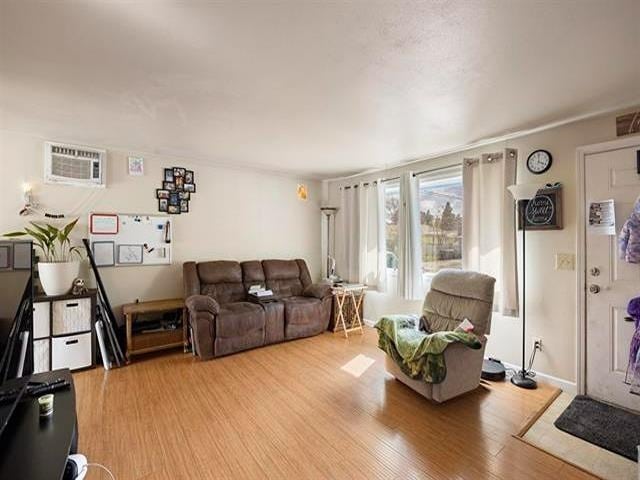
[526,149,552,174]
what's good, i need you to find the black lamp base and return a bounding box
[511,371,537,390]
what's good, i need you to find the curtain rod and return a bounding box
[412,163,462,178]
[342,177,399,189]
[341,162,462,189]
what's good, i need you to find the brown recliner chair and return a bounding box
[184,259,331,360]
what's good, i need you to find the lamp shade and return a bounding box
[507,183,545,201]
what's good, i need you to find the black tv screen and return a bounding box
[0,242,33,382]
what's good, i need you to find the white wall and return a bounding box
[0,130,322,323]
[325,106,640,384]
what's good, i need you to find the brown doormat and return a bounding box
[554,395,640,461]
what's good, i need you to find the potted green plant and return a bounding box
[3,218,83,296]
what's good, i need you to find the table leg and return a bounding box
[182,307,189,353]
[125,313,132,363]
[335,293,348,338]
[351,291,364,334]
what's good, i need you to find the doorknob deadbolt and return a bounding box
[589,284,600,294]
[589,267,600,277]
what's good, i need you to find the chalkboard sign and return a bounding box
[517,185,562,230]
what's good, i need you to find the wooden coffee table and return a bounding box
[122,298,187,362]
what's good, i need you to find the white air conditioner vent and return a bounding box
[45,142,106,187]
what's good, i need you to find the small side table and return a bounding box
[122,298,186,362]
[332,284,366,338]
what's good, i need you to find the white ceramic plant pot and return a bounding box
[38,261,80,296]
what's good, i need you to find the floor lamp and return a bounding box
[507,183,544,390]
[320,206,338,280]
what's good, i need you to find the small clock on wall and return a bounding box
[526,149,552,174]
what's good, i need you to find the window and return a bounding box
[383,180,400,289]
[418,167,463,278]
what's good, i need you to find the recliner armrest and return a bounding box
[303,283,332,300]
[185,294,220,315]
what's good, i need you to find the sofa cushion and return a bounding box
[241,260,266,291]
[421,269,495,334]
[198,261,245,304]
[282,296,325,339]
[263,259,305,297]
[216,302,265,338]
[281,296,323,325]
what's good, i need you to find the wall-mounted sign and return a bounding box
[518,184,563,230]
[616,111,640,137]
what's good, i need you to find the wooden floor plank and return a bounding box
[74,327,597,479]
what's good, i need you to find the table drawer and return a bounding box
[33,339,50,374]
[52,298,91,335]
[33,302,50,339]
[52,333,92,371]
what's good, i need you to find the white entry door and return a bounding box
[585,142,640,412]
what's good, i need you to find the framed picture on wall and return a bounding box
[517,185,563,230]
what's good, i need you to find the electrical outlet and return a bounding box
[533,337,542,351]
[555,253,575,271]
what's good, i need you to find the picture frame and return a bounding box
[156,189,170,199]
[517,185,563,230]
[92,241,115,267]
[117,244,144,264]
[12,242,32,270]
[128,156,144,176]
[90,213,119,235]
[157,166,195,214]
[0,245,11,270]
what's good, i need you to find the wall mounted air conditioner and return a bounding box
[44,141,106,187]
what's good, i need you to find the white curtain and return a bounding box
[337,181,386,289]
[398,172,423,300]
[462,151,518,316]
[338,185,360,282]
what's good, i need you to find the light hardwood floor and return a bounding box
[74,327,595,479]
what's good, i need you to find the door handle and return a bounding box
[589,284,600,294]
[625,316,636,322]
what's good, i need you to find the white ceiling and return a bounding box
[1,1,639,179]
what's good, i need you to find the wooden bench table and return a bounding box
[123,298,186,362]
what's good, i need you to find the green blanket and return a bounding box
[374,314,481,384]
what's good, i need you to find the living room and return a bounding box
[0,1,639,479]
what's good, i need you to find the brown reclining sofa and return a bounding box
[184,259,332,359]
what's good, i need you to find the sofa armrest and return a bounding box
[186,294,220,315]
[185,295,219,360]
[303,283,332,300]
[432,335,487,402]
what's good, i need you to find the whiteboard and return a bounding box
[88,213,173,266]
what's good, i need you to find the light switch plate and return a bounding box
[555,253,575,271]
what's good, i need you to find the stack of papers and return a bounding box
[248,285,273,297]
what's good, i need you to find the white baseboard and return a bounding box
[502,361,577,394]
[363,318,375,327]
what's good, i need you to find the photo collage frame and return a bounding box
[157,167,196,214]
